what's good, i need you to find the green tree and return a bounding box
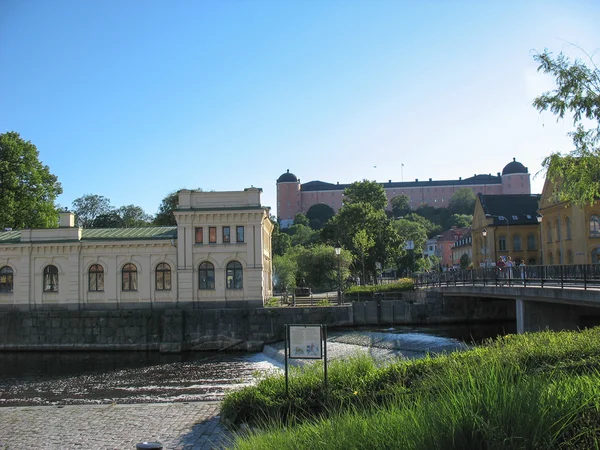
[91,211,126,228]
[390,194,411,218]
[153,191,179,226]
[459,253,471,270]
[0,132,63,229]
[533,49,600,206]
[273,253,298,292]
[271,218,292,256]
[404,213,443,238]
[118,205,152,227]
[343,180,388,210]
[393,218,428,273]
[448,213,473,228]
[293,213,309,226]
[352,229,375,283]
[306,203,335,230]
[288,223,316,247]
[448,188,476,215]
[295,245,352,291]
[71,194,113,228]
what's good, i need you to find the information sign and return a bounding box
[289,325,322,359]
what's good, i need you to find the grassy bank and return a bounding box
[222,328,600,449]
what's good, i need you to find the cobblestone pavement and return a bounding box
[0,402,235,450]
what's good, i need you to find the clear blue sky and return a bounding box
[1,0,599,218]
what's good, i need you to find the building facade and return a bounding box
[277,158,531,227]
[0,188,273,310]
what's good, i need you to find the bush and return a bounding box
[344,278,414,296]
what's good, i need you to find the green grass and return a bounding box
[222,328,600,449]
[344,278,414,296]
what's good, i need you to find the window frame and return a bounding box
[88,264,104,292]
[122,263,138,291]
[43,265,59,293]
[198,261,215,289]
[498,235,507,252]
[513,234,522,252]
[527,233,536,251]
[195,227,203,244]
[590,215,600,237]
[209,226,217,243]
[236,226,244,243]
[223,226,231,243]
[155,262,171,291]
[566,217,572,240]
[0,266,14,293]
[226,261,243,289]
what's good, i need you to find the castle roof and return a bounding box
[277,169,298,183]
[502,158,528,175]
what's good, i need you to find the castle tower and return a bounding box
[501,158,531,195]
[276,170,301,228]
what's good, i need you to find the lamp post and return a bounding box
[536,213,543,265]
[334,246,342,305]
[482,228,488,267]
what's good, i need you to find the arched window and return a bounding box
[0,266,14,293]
[590,215,600,237]
[567,250,573,265]
[548,251,554,265]
[556,219,561,242]
[547,222,553,243]
[592,248,600,264]
[122,263,137,291]
[155,263,171,290]
[43,265,58,292]
[566,217,572,240]
[226,261,243,289]
[513,234,522,251]
[88,264,104,291]
[498,235,507,252]
[199,262,215,289]
[527,234,536,250]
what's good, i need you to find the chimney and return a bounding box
[429,178,432,181]
[59,210,76,228]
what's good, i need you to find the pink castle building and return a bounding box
[277,158,530,227]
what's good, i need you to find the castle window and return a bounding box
[43,265,59,293]
[199,262,215,289]
[226,261,243,289]
[88,264,104,291]
[0,266,13,293]
[155,263,171,290]
[122,263,137,291]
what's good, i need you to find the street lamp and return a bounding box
[334,246,342,305]
[536,213,543,265]
[482,229,488,267]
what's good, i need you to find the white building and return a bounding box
[0,188,273,310]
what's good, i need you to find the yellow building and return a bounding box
[472,194,541,267]
[538,177,600,265]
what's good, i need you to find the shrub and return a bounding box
[344,278,414,296]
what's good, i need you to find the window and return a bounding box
[122,263,138,291]
[593,248,600,264]
[527,234,536,250]
[513,234,522,251]
[499,235,507,251]
[209,227,217,243]
[236,226,244,243]
[155,263,171,290]
[198,262,215,289]
[566,217,572,240]
[590,215,600,237]
[226,261,243,289]
[43,265,58,292]
[88,264,104,291]
[223,226,231,243]
[512,215,518,221]
[556,219,561,242]
[195,227,203,244]
[0,266,13,293]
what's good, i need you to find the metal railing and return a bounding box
[413,265,600,290]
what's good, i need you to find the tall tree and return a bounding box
[91,211,126,228]
[343,180,388,210]
[154,191,179,226]
[448,188,476,215]
[293,213,310,227]
[533,49,600,206]
[71,194,113,228]
[390,194,411,218]
[0,132,63,229]
[118,205,152,227]
[306,203,335,230]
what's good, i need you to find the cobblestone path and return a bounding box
[0,402,234,450]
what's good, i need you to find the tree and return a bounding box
[393,218,428,273]
[306,203,335,230]
[0,132,63,229]
[91,211,126,228]
[72,194,112,228]
[459,253,471,270]
[118,205,152,227]
[352,229,375,283]
[295,245,352,291]
[448,213,473,228]
[448,188,476,215]
[287,223,316,247]
[293,213,309,227]
[390,194,411,218]
[343,180,388,210]
[533,49,600,206]
[403,213,442,238]
[154,191,179,226]
[273,253,298,292]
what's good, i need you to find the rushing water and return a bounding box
[0,322,515,407]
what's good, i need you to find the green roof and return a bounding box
[82,227,177,240]
[0,230,21,243]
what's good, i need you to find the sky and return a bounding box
[1,0,599,219]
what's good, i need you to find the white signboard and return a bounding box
[289,325,322,359]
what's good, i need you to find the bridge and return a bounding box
[413,265,600,333]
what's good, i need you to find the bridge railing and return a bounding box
[413,264,600,290]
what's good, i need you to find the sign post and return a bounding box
[284,324,328,396]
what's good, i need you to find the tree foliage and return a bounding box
[118,205,152,227]
[448,188,476,215]
[293,213,309,227]
[343,180,388,210]
[0,132,63,229]
[153,191,179,226]
[306,203,335,230]
[91,211,126,228]
[72,194,112,228]
[390,194,411,218]
[533,49,600,206]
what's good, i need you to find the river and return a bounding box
[0,321,515,407]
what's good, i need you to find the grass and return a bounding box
[222,328,600,449]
